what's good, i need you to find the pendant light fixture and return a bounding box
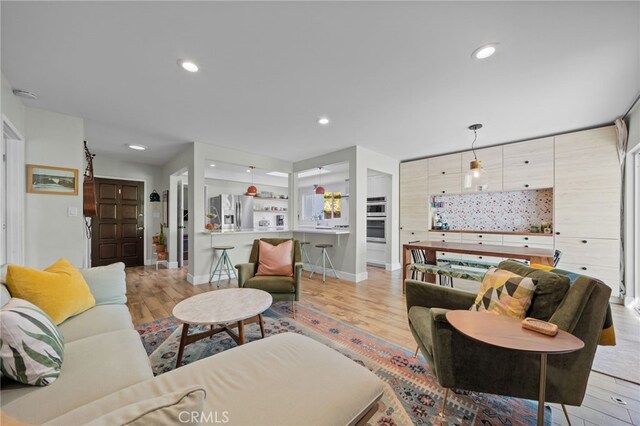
[246,166,257,196]
[315,167,325,195]
[463,124,489,192]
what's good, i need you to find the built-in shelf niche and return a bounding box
[430,188,553,232]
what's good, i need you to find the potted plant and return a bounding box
[155,224,167,259]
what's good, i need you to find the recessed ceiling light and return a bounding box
[267,171,289,178]
[472,43,499,60]
[178,60,199,72]
[12,89,37,100]
[317,117,330,125]
[127,144,147,151]
[209,164,216,167]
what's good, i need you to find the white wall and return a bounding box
[24,107,86,268]
[93,157,164,265]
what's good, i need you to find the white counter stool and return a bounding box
[209,245,237,287]
[300,241,312,268]
[309,243,339,284]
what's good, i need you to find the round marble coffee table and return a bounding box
[172,288,273,368]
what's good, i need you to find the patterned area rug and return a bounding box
[136,302,550,426]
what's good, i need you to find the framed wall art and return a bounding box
[27,164,79,195]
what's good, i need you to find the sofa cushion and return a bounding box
[80,262,127,305]
[498,260,571,321]
[1,284,11,308]
[0,298,65,386]
[84,386,205,426]
[243,276,296,293]
[470,267,538,319]
[58,305,134,343]
[408,306,433,356]
[44,333,384,426]
[256,240,294,277]
[6,259,96,325]
[1,329,153,424]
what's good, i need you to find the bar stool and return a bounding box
[209,246,237,287]
[309,243,339,284]
[300,241,312,267]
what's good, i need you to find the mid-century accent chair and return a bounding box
[236,239,302,315]
[406,260,611,423]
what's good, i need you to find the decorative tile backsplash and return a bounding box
[431,189,553,232]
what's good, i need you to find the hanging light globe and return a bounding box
[464,159,489,191]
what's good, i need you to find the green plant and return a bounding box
[158,224,166,246]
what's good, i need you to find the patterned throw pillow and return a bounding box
[470,267,538,319]
[0,298,65,386]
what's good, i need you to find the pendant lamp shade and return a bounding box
[463,124,489,192]
[246,166,257,196]
[315,167,325,194]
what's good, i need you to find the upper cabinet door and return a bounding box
[400,159,429,229]
[428,173,462,195]
[462,146,503,192]
[502,137,554,190]
[554,126,620,239]
[428,153,461,176]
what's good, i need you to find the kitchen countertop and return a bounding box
[427,229,553,237]
[292,227,350,235]
[204,227,290,235]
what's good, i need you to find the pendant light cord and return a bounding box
[471,129,478,161]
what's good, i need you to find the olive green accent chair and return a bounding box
[235,239,303,314]
[406,260,612,422]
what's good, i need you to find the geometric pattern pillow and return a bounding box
[0,298,64,386]
[470,267,538,319]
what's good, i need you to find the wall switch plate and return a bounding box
[68,207,78,217]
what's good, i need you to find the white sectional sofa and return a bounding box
[1,263,383,425]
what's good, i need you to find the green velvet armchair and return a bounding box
[235,239,303,313]
[406,260,612,420]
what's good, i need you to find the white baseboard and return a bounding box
[385,262,401,271]
[188,273,237,286]
[168,261,179,269]
[302,264,367,282]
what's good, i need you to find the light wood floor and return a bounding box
[125,265,640,426]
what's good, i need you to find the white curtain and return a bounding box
[615,118,628,297]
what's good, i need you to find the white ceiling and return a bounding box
[2,2,638,166]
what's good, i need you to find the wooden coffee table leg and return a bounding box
[176,324,190,369]
[237,320,245,344]
[258,313,265,338]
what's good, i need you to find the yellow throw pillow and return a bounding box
[470,267,538,319]
[6,258,96,324]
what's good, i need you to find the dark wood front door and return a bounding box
[91,178,144,267]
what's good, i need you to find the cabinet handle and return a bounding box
[582,240,587,244]
[581,267,587,271]
[479,256,483,259]
[478,242,483,245]
[524,160,529,164]
[524,184,530,188]
[442,191,446,194]
[524,245,529,248]
[478,235,482,238]
[442,240,445,242]
[441,234,445,237]
[411,232,415,235]
[524,237,529,240]
[555,232,560,235]
[441,171,445,175]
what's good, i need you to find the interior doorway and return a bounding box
[1,117,25,266]
[91,177,144,267]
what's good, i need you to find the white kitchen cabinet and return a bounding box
[503,137,554,190]
[427,231,462,243]
[428,153,461,177]
[554,126,620,239]
[400,160,429,230]
[401,230,429,245]
[461,233,503,244]
[502,234,553,247]
[367,174,387,198]
[428,173,462,195]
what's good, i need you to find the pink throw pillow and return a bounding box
[255,240,294,277]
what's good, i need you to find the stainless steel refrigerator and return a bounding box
[210,194,254,231]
